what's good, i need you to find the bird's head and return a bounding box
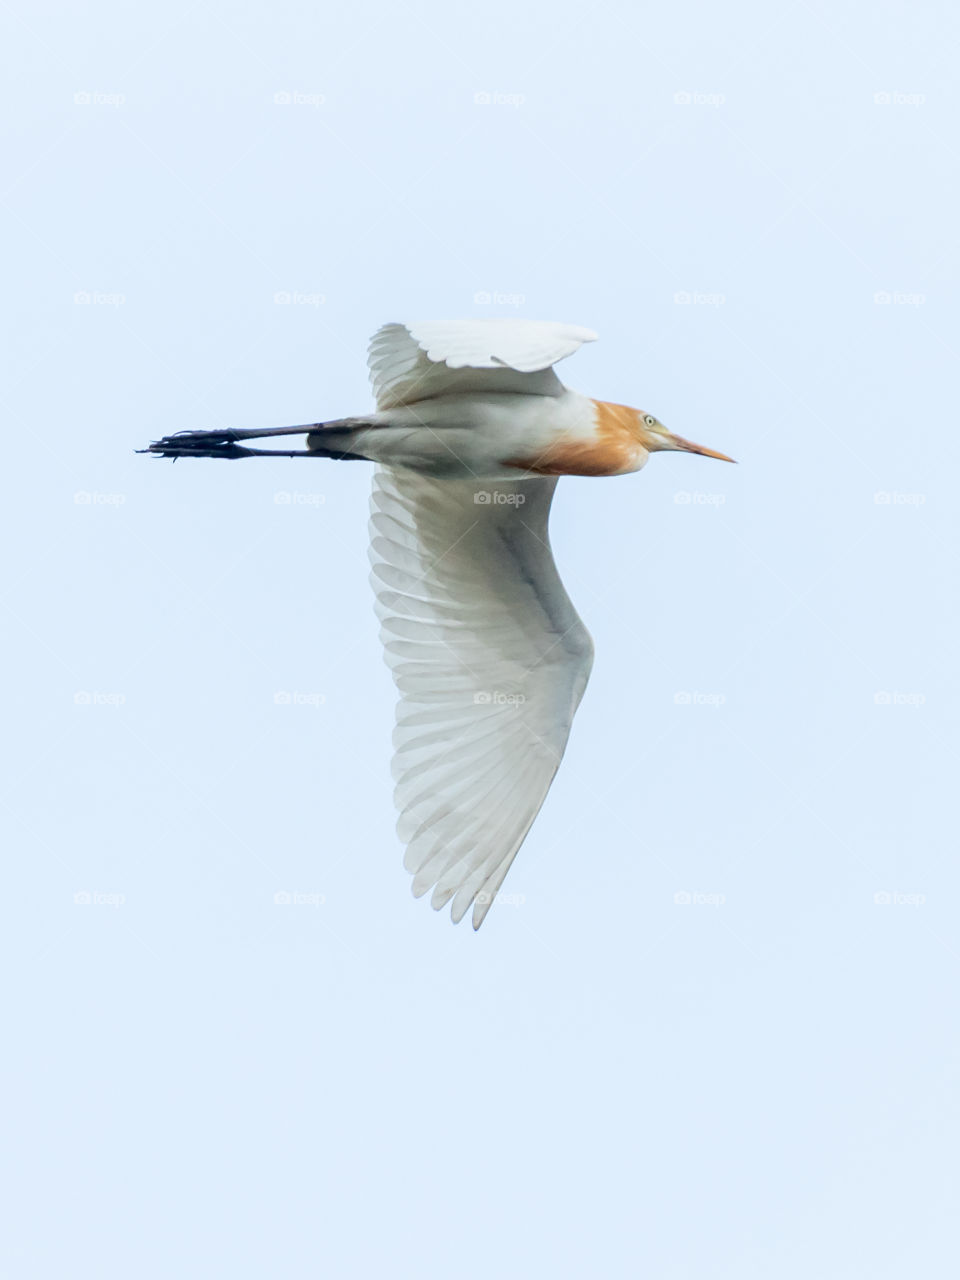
[636,412,736,463]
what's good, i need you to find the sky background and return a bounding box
[2,1,958,1276]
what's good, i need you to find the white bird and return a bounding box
[145,319,734,929]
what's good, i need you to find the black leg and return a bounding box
[139,421,371,461]
[139,442,319,460]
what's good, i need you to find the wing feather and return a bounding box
[368,465,593,927]
[368,319,597,409]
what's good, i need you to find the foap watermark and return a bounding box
[74,490,125,506]
[74,291,125,307]
[274,290,325,307]
[473,691,526,707]
[874,890,925,906]
[674,290,726,307]
[674,490,725,507]
[74,890,125,907]
[874,691,925,708]
[874,490,926,506]
[475,891,526,908]
[274,691,326,709]
[674,90,725,107]
[873,290,925,306]
[674,691,726,709]
[474,489,525,506]
[74,90,125,108]
[273,889,325,907]
[674,890,726,907]
[873,91,925,107]
[473,290,525,307]
[273,90,326,108]
[473,91,525,108]
[274,490,325,506]
[74,692,125,708]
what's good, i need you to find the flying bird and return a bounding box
[144,319,734,928]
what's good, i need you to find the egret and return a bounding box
[144,320,734,928]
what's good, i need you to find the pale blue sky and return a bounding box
[2,1,958,1276]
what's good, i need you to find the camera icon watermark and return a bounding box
[473,290,525,307]
[674,91,725,107]
[273,691,326,709]
[73,291,126,307]
[474,489,526,506]
[673,490,725,507]
[473,691,526,707]
[273,91,326,108]
[74,889,125,907]
[74,90,125,108]
[873,691,925,707]
[74,691,126,708]
[473,91,525,107]
[273,889,326,906]
[475,890,526,908]
[873,91,925,107]
[74,490,126,506]
[873,491,926,506]
[873,290,925,306]
[673,290,726,307]
[674,691,726,709]
[274,490,325,506]
[273,290,325,306]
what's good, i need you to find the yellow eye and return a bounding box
[644,415,656,427]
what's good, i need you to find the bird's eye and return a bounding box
[644,415,656,427]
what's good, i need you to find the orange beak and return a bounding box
[669,434,737,463]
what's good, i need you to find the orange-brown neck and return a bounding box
[505,400,645,478]
[592,399,646,443]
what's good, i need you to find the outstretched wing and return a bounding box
[369,466,593,929]
[368,319,598,410]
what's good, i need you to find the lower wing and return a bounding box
[368,466,593,928]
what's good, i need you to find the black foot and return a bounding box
[139,428,248,459]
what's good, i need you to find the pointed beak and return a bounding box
[667,433,737,463]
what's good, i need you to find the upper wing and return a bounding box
[369,466,594,928]
[368,319,598,410]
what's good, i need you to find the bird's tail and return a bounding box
[305,419,376,462]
